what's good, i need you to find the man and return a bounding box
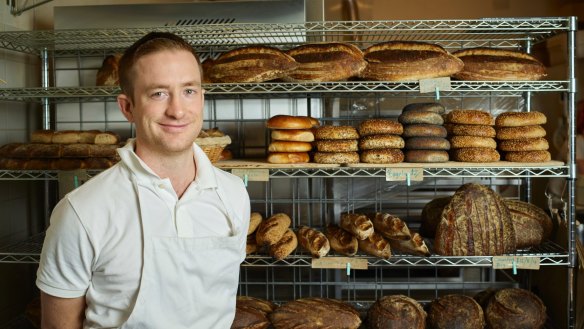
[36,32,250,328]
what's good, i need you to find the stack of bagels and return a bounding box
[357,119,405,164]
[445,109,500,162]
[399,103,450,163]
[266,115,319,164]
[313,125,360,164]
[495,111,551,162]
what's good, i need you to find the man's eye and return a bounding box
[185,89,196,95]
[152,91,164,97]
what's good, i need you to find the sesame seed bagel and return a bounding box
[452,147,500,162]
[360,149,405,164]
[314,125,359,140]
[495,111,547,127]
[359,135,405,150]
[315,139,359,152]
[444,124,496,138]
[496,125,546,140]
[504,150,551,162]
[358,119,403,136]
[445,109,494,126]
[314,151,360,164]
[450,136,497,149]
[498,137,549,152]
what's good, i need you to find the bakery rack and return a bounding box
[0,17,578,328]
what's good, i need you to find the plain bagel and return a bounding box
[405,137,451,150]
[267,115,313,130]
[268,141,313,153]
[267,152,310,164]
[398,111,444,125]
[271,129,315,142]
[405,150,449,163]
[403,124,448,138]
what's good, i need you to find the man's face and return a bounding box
[121,49,204,156]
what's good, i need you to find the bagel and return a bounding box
[267,152,310,164]
[268,141,313,153]
[360,149,404,164]
[359,135,405,150]
[267,115,313,130]
[398,111,444,125]
[405,150,449,163]
[314,126,359,140]
[451,147,500,162]
[504,150,551,162]
[449,136,497,149]
[445,109,494,126]
[496,125,546,140]
[358,119,403,136]
[314,151,360,164]
[498,137,549,152]
[402,124,447,138]
[495,111,547,127]
[315,139,359,152]
[402,102,445,114]
[271,129,315,142]
[405,137,450,150]
[444,124,496,138]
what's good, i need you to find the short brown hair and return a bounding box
[118,32,202,98]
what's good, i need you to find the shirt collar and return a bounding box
[117,138,218,189]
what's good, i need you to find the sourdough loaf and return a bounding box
[427,294,485,329]
[325,224,359,256]
[297,226,330,258]
[485,288,546,329]
[340,213,374,240]
[358,231,391,259]
[369,212,411,240]
[367,295,426,329]
[505,199,553,242]
[270,298,361,329]
[232,296,277,329]
[255,213,291,246]
[268,228,297,260]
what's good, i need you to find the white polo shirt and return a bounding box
[36,140,250,328]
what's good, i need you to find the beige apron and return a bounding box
[120,175,242,329]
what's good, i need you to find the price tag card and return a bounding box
[385,168,423,182]
[419,77,452,93]
[58,169,89,199]
[492,256,540,270]
[311,257,368,270]
[231,169,269,182]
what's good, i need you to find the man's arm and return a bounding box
[41,291,86,329]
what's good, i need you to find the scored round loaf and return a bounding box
[266,152,310,164]
[236,296,277,315]
[405,150,449,163]
[496,125,546,140]
[313,151,359,164]
[255,213,292,246]
[360,149,405,164]
[270,298,361,329]
[359,135,405,150]
[485,288,546,329]
[445,109,494,125]
[271,129,315,142]
[315,139,359,152]
[402,102,445,114]
[367,295,426,329]
[314,125,359,140]
[268,228,298,260]
[325,224,359,256]
[504,150,551,163]
[495,111,547,127]
[248,212,263,235]
[498,137,549,152]
[268,141,313,153]
[398,110,444,125]
[267,115,314,130]
[358,119,403,136]
[427,294,485,329]
[405,137,450,150]
[452,147,500,162]
[340,212,374,240]
[449,136,497,149]
[297,226,330,258]
[402,124,447,138]
[444,123,496,137]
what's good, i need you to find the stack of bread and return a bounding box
[445,109,500,162]
[357,119,405,164]
[399,102,450,163]
[255,213,297,260]
[313,125,360,164]
[0,130,121,170]
[266,115,319,164]
[495,111,551,163]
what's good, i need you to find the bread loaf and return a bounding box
[270,297,361,329]
[232,296,277,329]
[389,233,430,256]
[419,196,451,238]
[367,295,426,329]
[325,224,359,256]
[340,213,374,240]
[96,53,122,86]
[434,183,516,256]
[358,231,391,259]
[268,228,297,260]
[283,42,367,82]
[237,296,277,314]
[453,47,547,81]
[505,199,553,241]
[51,130,80,144]
[256,213,291,246]
[427,294,485,329]
[360,41,464,81]
[297,226,330,258]
[248,212,263,235]
[369,212,411,240]
[485,288,546,329]
[207,45,298,83]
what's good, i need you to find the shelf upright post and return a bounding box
[40,46,51,227]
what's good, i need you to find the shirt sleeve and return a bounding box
[36,197,94,298]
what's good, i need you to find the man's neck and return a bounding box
[136,147,197,198]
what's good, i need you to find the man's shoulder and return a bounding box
[67,162,131,202]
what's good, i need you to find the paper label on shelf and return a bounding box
[492,256,540,270]
[231,169,269,182]
[385,168,423,182]
[311,257,368,270]
[419,77,452,93]
[58,169,89,199]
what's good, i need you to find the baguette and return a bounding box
[297,226,330,258]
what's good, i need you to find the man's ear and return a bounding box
[117,94,134,122]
